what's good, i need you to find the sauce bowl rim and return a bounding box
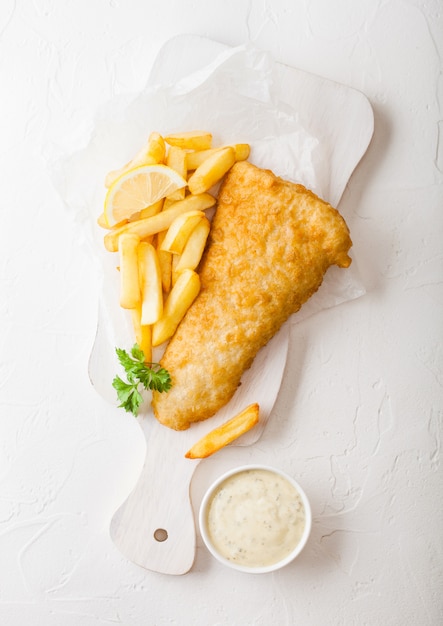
[198,463,312,574]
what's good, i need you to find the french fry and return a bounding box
[130,305,152,363]
[138,242,163,325]
[156,230,173,293]
[174,216,210,273]
[231,143,251,162]
[185,403,260,459]
[171,252,181,287]
[187,147,236,194]
[186,143,250,171]
[160,210,206,255]
[162,197,176,212]
[104,193,216,252]
[166,146,187,201]
[186,148,217,171]
[165,130,212,151]
[146,131,166,164]
[139,198,164,220]
[118,234,141,309]
[152,269,200,346]
[105,132,166,188]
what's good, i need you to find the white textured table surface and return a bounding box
[1,1,442,625]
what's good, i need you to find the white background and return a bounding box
[0,1,442,625]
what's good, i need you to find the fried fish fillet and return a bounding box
[152,161,352,430]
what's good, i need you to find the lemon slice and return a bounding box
[104,164,187,227]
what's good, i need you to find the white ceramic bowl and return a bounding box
[198,464,312,573]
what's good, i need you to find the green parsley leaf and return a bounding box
[112,344,172,417]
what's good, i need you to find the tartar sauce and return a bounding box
[206,468,306,568]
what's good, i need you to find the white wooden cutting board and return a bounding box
[89,35,374,575]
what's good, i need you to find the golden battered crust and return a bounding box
[152,161,352,430]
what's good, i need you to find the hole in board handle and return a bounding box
[154,528,168,542]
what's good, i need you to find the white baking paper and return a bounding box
[50,43,366,404]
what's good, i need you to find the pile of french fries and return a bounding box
[99,130,260,457]
[98,130,250,362]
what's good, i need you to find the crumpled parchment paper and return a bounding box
[51,43,367,403]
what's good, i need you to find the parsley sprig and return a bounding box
[112,344,172,416]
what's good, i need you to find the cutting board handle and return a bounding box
[108,323,292,574]
[110,421,199,575]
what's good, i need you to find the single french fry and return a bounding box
[232,143,250,161]
[140,198,164,220]
[104,193,216,252]
[140,235,154,245]
[187,147,236,195]
[185,403,260,459]
[166,146,187,201]
[152,269,200,346]
[186,143,250,171]
[186,148,218,171]
[146,131,166,164]
[174,216,210,273]
[105,133,166,188]
[156,230,172,293]
[160,210,206,255]
[138,242,163,325]
[118,234,141,309]
[162,197,176,212]
[165,130,212,151]
[140,324,152,363]
[171,252,181,287]
[130,305,152,363]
